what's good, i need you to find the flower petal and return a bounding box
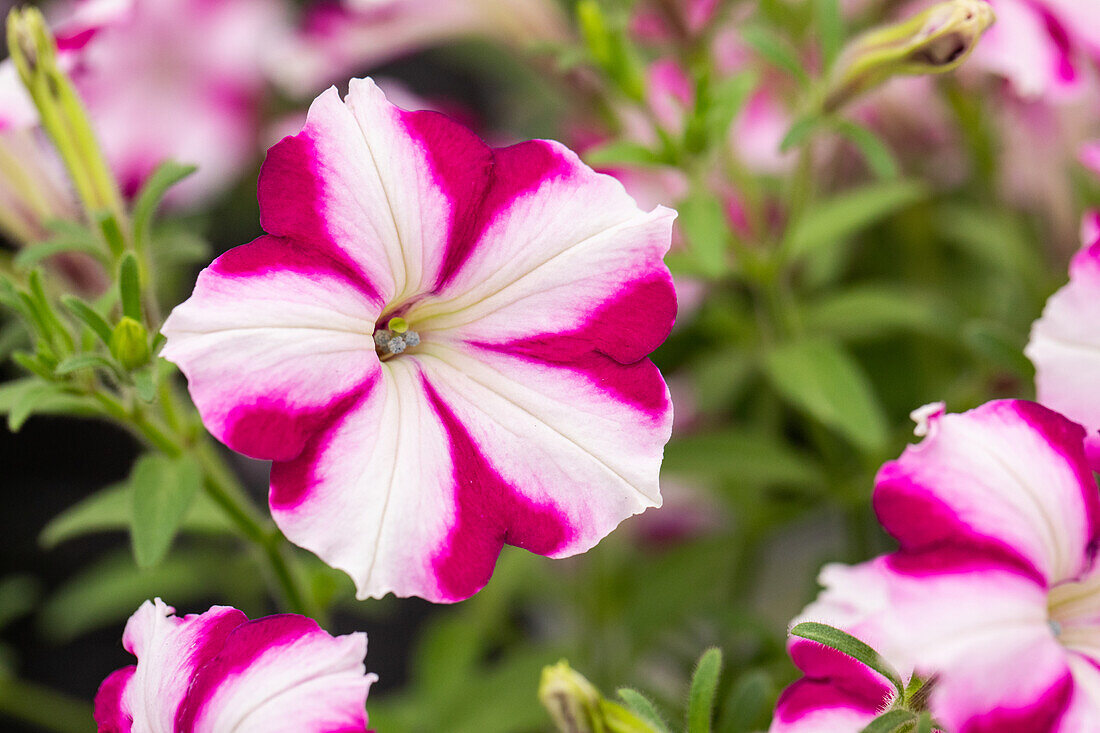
[161,235,380,461]
[771,560,905,733]
[769,639,890,733]
[269,359,464,601]
[410,139,677,362]
[970,0,1081,99]
[1059,655,1100,731]
[418,344,669,558]
[175,615,373,732]
[270,357,580,602]
[258,78,494,307]
[881,569,1074,732]
[873,400,1100,585]
[93,666,135,733]
[0,60,38,132]
[269,339,669,602]
[1027,228,1100,470]
[119,599,247,732]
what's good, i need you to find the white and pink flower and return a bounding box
[777,400,1100,730]
[1027,215,1100,469]
[161,78,677,603]
[93,599,375,733]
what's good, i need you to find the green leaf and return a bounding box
[678,192,731,278]
[916,711,932,733]
[61,296,113,344]
[687,647,723,733]
[780,114,822,152]
[27,270,75,354]
[832,119,900,179]
[118,253,143,321]
[664,429,823,489]
[0,576,40,631]
[740,26,810,87]
[764,338,889,452]
[132,161,197,250]
[133,367,156,402]
[785,180,927,261]
[717,670,772,733]
[40,481,236,549]
[691,348,755,414]
[707,71,758,144]
[583,140,666,168]
[814,0,844,68]
[37,549,244,642]
[803,286,949,341]
[7,381,64,432]
[935,204,1041,277]
[97,213,127,258]
[150,227,211,265]
[617,689,672,733]
[0,320,27,360]
[963,320,1035,379]
[129,454,203,568]
[54,353,119,377]
[859,709,917,733]
[791,622,905,696]
[12,236,107,270]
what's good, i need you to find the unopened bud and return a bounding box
[539,661,602,733]
[824,0,995,112]
[4,6,125,227]
[109,317,150,370]
[539,661,660,733]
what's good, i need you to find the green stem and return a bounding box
[90,390,313,616]
[0,677,94,733]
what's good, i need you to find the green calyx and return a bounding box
[823,0,996,112]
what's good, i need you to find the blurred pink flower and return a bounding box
[1081,140,1100,176]
[996,91,1096,244]
[94,599,375,732]
[2,0,292,208]
[276,0,570,97]
[629,0,720,44]
[629,480,725,550]
[163,78,676,602]
[970,0,1100,101]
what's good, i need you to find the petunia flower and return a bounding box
[161,78,677,603]
[779,400,1100,731]
[93,599,375,733]
[1027,215,1100,469]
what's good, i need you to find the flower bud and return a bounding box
[4,7,125,226]
[539,661,660,733]
[824,0,995,112]
[109,316,150,370]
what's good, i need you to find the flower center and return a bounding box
[373,316,421,361]
[1046,572,1100,652]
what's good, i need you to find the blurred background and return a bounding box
[1,0,1098,730]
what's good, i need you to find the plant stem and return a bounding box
[0,676,94,733]
[90,389,313,616]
